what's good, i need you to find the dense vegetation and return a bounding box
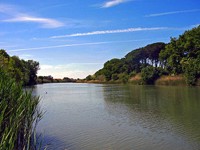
[0,50,42,149]
[0,69,42,150]
[89,25,200,85]
[0,50,39,86]
[37,75,77,84]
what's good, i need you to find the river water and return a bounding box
[33,83,200,150]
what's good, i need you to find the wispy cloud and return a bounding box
[9,39,151,52]
[18,54,33,60]
[145,9,200,17]
[51,27,168,38]
[3,16,64,28]
[0,4,64,28]
[101,0,131,8]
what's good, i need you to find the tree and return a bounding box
[26,60,40,85]
[0,49,40,85]
[86,75,93,81]
[141,66,160,84]
[181,58,200,85]
[92,25,200,85]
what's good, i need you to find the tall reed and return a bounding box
[0,69,42,150]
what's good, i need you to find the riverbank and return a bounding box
[82,74,199,86]
[36,73,200,86]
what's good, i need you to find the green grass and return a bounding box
[0,69,43,150]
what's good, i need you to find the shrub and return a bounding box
[86,75,93,81]
[141,66,160,84]
[181,58,200,85]
[112,74,119,81]
[118,73,129,83]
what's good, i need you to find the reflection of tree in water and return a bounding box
[102,85,200,145]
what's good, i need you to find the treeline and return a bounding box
[37,76,77,83]
[88,25,200,85]
[0,50,39,86]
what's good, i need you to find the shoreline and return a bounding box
[36,75,200,86]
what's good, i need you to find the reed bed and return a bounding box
[0,69,42,150]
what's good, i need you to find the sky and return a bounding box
[0,0,200,79]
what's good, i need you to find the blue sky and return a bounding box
[0,0,200,78]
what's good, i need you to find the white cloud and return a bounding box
[145,9,200,17]
[38,63,103,79]
[3,15,64,28]
[40,65,54,70]
[51,27,168,38]
[18,54,33,60]
[0,4,64,28]
[102,0,130,8]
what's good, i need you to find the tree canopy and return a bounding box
[92,25,200,85]
[0,49,39,85]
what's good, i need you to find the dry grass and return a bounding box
[155,75,187,86]
[129,74,142,85]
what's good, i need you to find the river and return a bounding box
[33,83,200,150]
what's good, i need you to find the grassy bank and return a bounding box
[155,75,187,86]
[0,70,42,150]
[129,74,188,86]
[83,74,194,86]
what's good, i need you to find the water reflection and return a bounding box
[35,83,200,150]
[103,85,200,148]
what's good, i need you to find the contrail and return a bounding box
[9,39,150,52]
[50,27,168,38]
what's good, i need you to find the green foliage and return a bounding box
[86,75,93,81]
[0,49,39,86]
[27,60,40,85]
[160,25,200,77]
[141,66,160,84]
[112,73,119,81]
[95,74,106,82]
[98,58,124,81]
[93,42,166,83]
[181,58,200,85]
[92,26,200,85]
[118,73,129,83]
[0,69,42,150]
[129,71,137,77]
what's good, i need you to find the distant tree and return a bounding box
[26,60,40,85]
[86,75,93,81]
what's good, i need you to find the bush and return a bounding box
[141,66,160,84]
[86,75,93,81]
[0,69,42,150]
[129,71,137,77]
[181,58,200,85]
[118,73,129,83]
[112,74,119,81]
